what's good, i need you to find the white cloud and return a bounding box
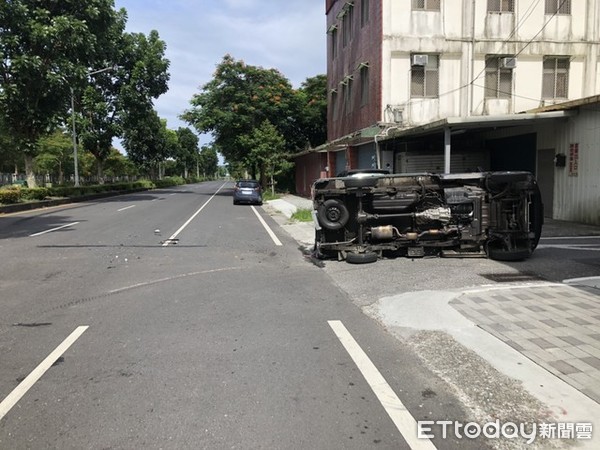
[114,0,326,143]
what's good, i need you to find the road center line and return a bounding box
[162,182,228,247]
[328,320,437,450]
[117,205,136,212]
[29,222,79,237]
[0,326,89,422]
[251,206,283,246]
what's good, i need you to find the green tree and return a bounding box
[176,127,199,178]
[240,120,290,192]
[297,74,327,148]
[35,130,73,185]
[198,145,219,179]
[182,55,304,172]
[0,116,21,174]
[103,148,138,180]
[79,28,170,183]
[0,0,124,187]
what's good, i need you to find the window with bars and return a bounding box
[484,57,513,99]
[412,0,441,11]
[545,0,571,14]
[361,0,369,27]
[360,66,369,106]
[410,55,439,98]
[488,0,514,12]
[542,57,569,99]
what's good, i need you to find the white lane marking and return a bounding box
[117,205,136,212]
[328,320,437,450]
[0,326,89,422]
[537,244,600,252]
[251,206,283,246]
[563,276,600,284]
[540,235,600,240]
[108,266,243,294]
[29,222,80,237]
[162,182,228,247]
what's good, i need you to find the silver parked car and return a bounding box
[233,180,263,205]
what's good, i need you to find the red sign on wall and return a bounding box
[569,143,579,176]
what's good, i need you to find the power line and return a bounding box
[436,0,570,100]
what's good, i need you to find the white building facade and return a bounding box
[307,1,600,224]
[382,0,600,126]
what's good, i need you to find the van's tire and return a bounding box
[487,246,532,261]
[345,251,378,264]
[317,199,349,230]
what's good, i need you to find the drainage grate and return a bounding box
[480,272,544,283]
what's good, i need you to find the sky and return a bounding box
[113,0,327,148]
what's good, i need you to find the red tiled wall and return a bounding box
[326,0,382,142]
[295,152,327,198]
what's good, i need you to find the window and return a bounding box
[342,5,354,47]
[410,55,439,98]
[543,57,569,99]
[331,90,338,120]
[345,78,353,115]
[484,56,513,99]
[360,65,369,106]
[330,28,338,59]
[488,0,514,12]
[545,0,571,14]
[361,0,369,27]
[412,0,441,11]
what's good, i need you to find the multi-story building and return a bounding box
[295,0,600,224]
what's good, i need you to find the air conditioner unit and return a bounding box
[412,54,429,66]
[501,57,517,69]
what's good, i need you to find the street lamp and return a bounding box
[70,66,114,187]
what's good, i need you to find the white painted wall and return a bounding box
[380,0,600,126]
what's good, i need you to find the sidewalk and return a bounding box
[265,195,600,446]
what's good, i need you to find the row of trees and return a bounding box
[0,0,213,188]
[183,55,327,188]
[1,3,328,190]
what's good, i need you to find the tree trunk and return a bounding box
[96,159,104,185]
[58,161,64,185]
[24,154,37,188]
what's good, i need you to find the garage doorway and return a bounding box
[487,133,536,173]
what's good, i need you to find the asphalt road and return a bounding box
[0,181,489,449]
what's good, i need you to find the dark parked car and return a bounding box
[312,171,543,264]
[233,180,263,205]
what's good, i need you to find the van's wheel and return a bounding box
[345,251,378,264]
[317,199,349,230]
[487,246,532,261]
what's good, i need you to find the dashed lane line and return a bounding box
[162,182,228,247]
[29,222,79,237]
[251,206,283,246]
[328,320,437,450]
[0,326,89,422]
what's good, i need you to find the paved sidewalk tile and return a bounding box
[451,284,600,404]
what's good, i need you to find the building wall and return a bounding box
[326,0,383,141]
[552,107,600,224]
[295,152,327,198]
[380,0,600,126]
